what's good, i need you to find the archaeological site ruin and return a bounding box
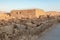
[0,9,60,40]
[10,9,45,19]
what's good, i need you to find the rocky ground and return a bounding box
[0,16,59,40]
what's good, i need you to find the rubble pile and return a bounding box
[0,16,56,40]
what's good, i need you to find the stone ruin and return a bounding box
[0,9,60,20]
[0,9,46,21]
[10,9,46,19]
[0,9,60,40]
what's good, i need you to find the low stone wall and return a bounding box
[0,18,56,40]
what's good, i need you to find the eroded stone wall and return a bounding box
[10,9,37,19]
[0,13,12,21]
[46,11,60,17]
[10,9,46,19]
[0,9,60,40]
[35,9,46,18]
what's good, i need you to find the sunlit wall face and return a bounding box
[0,0,60,12]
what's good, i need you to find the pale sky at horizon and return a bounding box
[0,0,60,12]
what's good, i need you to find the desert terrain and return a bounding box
[0,9,60,40]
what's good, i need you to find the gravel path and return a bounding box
[38,23,60,40]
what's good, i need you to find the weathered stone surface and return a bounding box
[4,25,14,34]
[0,17,57,40]
[0,9,59,40]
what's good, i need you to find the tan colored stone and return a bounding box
[10,9,45,19]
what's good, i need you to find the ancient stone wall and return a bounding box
[0,9,60,20]
[35,9,45,18]
[0,13,11,21]
[10,9,37,19]
[46,11,60,17]
[10,9,46,19]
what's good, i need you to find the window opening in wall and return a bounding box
[20,12,21,14]
[16,12,18,14]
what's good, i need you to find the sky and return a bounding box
[0,0,60,12]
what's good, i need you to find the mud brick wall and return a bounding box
[10,9,45,19]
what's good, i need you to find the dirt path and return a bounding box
[38,23,60,40]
